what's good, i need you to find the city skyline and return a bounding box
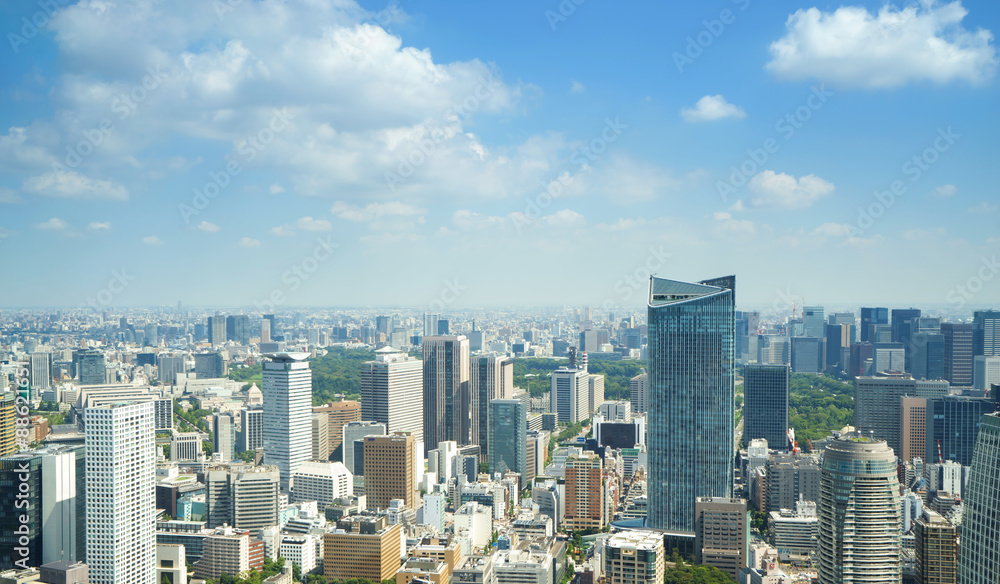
[1,1,999,308]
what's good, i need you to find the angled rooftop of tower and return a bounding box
[648,275,734,307]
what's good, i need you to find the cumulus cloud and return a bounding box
[197,221,221,233]
[22,170,128,201]
[240,237,261,248]
[968,201,998,213]
[746,170,834,209]
[88,221,112,230]
[330,201,425,222]
[270,225,296,237]
[269,184,286,194]
[570,80,585,93]
[680,95,746,122]
[767,2,997,88]
[296,216,333,231]
[713,211,756,237]
[143,236,163,245]
[934,184,958,197]
[35,218,68,230]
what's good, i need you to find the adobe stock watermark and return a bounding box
[511,116,627,232]
[599,245,672,311]
[672,0,752,73]
[51,65,168,178]
[946,255,998,308]
[717,84,833,201]
[545,0,589,31]
[7,0,73,53]
[180,108,294,224]
[79,269,135,313]
[385,70,503,191]
[849,126,959,238]
[428,278,467,313]
[253,235,339,313]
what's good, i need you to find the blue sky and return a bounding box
[0,0,998,311]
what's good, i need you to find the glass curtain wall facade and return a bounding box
[646,276,735,533]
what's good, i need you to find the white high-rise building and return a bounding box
[85,401,156,584]
[291,461,353,507]
[361,347,423,441]
[263,353,312,491]
[630,372,649,414]
[973,355,1000,390]
[550,367,589,424]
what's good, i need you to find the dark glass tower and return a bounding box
[743,364,789,449]
[958,412,1000,584]
[925,395,996,466]
[647,275,735,533]
[488,398,527,480]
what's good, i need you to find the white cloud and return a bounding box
[812,222,852,237]
[767,2,997,88]
[570,80,585,93]
[269,184,286,194]
[240,237,261,248]
[35,217,68,230]
[22,170,128,201]
[270,225,296,237]
[713,211,756,237]
[0,187,23,204]
[296,216,333,231]
[680,95,746,122]
[197,221,221,233]
[747,170,834,209]
[330,201,425,222]
[143,236,163,245]
[934,184,958,197]
[452,210,506,230]
[88,221,112,231]
[542,209,585,227]
[968,201,998,213]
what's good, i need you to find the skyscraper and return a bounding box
[194,352,227,379]
[817,433,901,584]
[925,395,996,467]
[156,353,185,385]
[85,401,156,584]
[30,352,52,393]
[743,364,789,449]
[803,306,825,339]
[942,323,974,387]
[239,407,263,453]
[77,349,106,386]
[915,509,957,584]
[564,451,604,531]
[550,366,589,424]
[363,432,417,510]
[694,498,748,580]
[226,314,250,345]
[855,375,949,455]
[488,399,526,483]
[629,371,649,414]
[361,347,423,441]
[973,310,1000,357]
[790,336,823,373]
[422,335,470,450]
[861,307,889,343]
[647,275,735,533]
[957,412,1000,583]
[262,353,312,490]
[213,412,235,461]
[470,355,513,457]
[207,315,227,345]
[911,332,945,380]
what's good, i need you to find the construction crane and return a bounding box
[787,428,800,455]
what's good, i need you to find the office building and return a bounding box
[488,399,526,484]
[239,407,264,453]
[550,366,589,425]
[764,453,821,514]
[205,465,280,531]
[154,398,173,431]
[892,308,922,344]
[743,364,789,449]
[363,432,417,510]
[311,413,330,461]
[915,509,957,584]
[193,526,263,581]
[156,353,186,385]
[769,501,819,560]
[343,421,386,475]
[925,395,996,467]
[313,399,361,456]
[323,514,402,582]
[694,498,748,580]
[423,335,471,449]
[900,397,927,463]
[213,413,235,461]
[39,560,90,584]
[957,412,1000,584]
[826,323,852,373]
[973,355,1000,390]
[85,401,156,584]
[855,375,949,455]
[630,372,649,414]
[0,445,86,569]
[291,461,353,507]
[604,531,665,584]
[973,310,1000,357]
[861,307,889,343]
[802,306,824,339]
[0,392,16,457]
[207,315,227,345]
[77,349,105,386]
[817,433,901,584]
[912,332,946,381]
[470,356,513,457]
[361,348,423,441]
[170,432,201,462]
[564,451,604,531]
[588,373,605,417]
[262,353,312,490]
[226,314,251,345]
[942,323,974,387]
[791,337,823,373]
[647,276,735,533]
[29,352,52,393]
[194,352,226,380]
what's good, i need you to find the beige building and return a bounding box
[313,399,362,454]
[194,526,264,581]
[901,397,928,464]
[915,509,957,584]
[364,432,417,510]
[604,530,665,584]
[564,451,604,531]
[695,497,749,580]
[311,413,330,461]
[323,514,402,582]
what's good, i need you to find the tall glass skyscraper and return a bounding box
[488,398,526,482]
[743,364,789,449]
[958,412,1000,583]
[646,275,735,533]
[262,352,312,491]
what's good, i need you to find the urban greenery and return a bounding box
[788,373,855,450]
[510,357,646,400]
[309,347,374,406]
[664,550,735,583]
[204,556,289,584]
